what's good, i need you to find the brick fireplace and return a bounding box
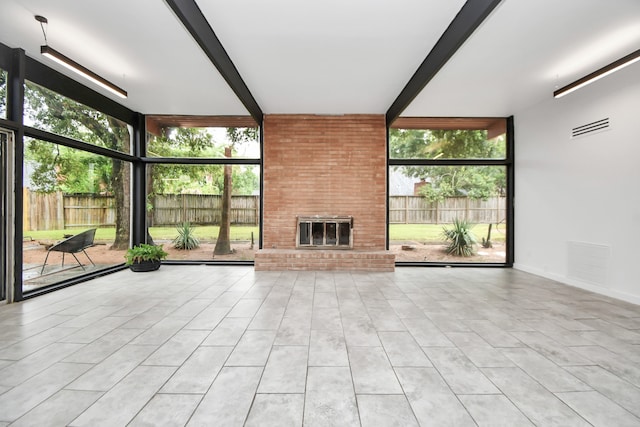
[255,114,394,271]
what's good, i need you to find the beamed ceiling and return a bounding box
[1,0,639,125]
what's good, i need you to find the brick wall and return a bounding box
[262,114,387,251]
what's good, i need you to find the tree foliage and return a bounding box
[390,128,506,202]
[23,82,131,248]
[146,127,258,195]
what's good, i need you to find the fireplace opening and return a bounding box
[297,216,353,249]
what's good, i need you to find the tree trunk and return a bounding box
[214,147,233,255]
[111,157,130,250]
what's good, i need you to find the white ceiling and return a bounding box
[1,0,639,119]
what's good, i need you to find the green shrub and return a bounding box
[173,222,200,250]
[124,243,168,265]
[442,218,478,257]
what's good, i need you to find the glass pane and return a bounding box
[147,127,259,159]
[147,164,260,261]
[0,68,6,119]
[22,138,131,291]
[312,223,324,245]
[389,127,506,160]
[389,165,507,263]
[338,222,350,246]
[24,81,131,153]
[299,222,310,245]
[326,222,337,245]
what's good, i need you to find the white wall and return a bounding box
[514,62,640,304]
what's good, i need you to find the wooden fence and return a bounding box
[389,196,506,224]
[23,190,260,231]
[23,190,504,231]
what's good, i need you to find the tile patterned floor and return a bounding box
[1,266,640,426]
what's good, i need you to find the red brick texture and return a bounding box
[257,114,393,270]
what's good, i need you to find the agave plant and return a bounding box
[173,222,200,250]
[442,218,478,257]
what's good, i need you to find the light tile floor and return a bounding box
[1,266,640,426]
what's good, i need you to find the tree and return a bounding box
[390,128,506,202]
[24,82,131,249]
[214,127,258,255]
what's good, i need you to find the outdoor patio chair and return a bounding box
[40,228,97,274]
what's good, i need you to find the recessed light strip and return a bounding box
[41,45,128,99]
[554,48,640,99]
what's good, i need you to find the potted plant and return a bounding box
[124,243,168,272]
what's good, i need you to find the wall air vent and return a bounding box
[571,118,610,139]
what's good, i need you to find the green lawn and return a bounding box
[389,223,506,243]
[23,225,259,243]
[23,223,506,244]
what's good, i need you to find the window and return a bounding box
[389,118,511,265]
[22,138,131,291]
[24,81,132,154]
[145,124,261,262]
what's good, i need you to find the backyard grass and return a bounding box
[23,223,506,244]
[389,223,507,243]
[23,225,260,243]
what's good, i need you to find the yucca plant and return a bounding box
[173,222,200,250]
[442,218,478,257]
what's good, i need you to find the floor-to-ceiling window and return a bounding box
[21,82,133,291]
[145,121,261,263]
[388,118,513,265]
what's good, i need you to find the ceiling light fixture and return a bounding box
[35,15,127,99]
[554,48,640,99]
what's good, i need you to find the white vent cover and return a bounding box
[571,118,610,139]
[567,241,611,289]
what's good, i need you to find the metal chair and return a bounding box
[41,228,97,274]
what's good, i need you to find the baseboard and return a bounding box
[513,263,640,306]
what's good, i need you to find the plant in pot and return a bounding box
[124,243,168,272]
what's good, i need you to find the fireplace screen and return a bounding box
[297,216,353,248]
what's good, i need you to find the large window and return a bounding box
[145,125,260,262]
[389,119,511,265]
[24,81,132,154]
[22,138,131,290]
